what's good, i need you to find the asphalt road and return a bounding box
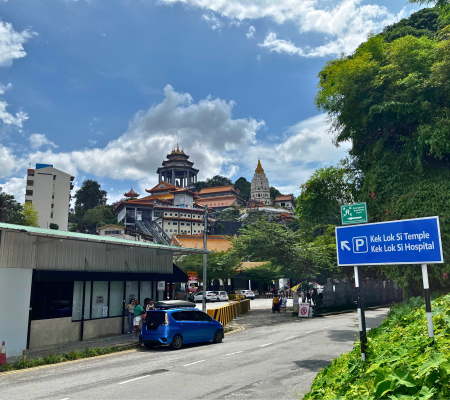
[0,302,389,400]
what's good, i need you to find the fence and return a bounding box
[207,299,251,326]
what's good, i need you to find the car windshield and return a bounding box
[145,311,166,327]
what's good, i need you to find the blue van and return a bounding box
[139,308,224,350]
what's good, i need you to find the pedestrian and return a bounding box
[306,290,311,304]
[132,300,144,338]
[312,289,318,306]
[144,298,154,312]
[318,291,323,307]
[280,294,287,315]
[125,299,135,333]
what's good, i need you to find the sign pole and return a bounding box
[421,263,434,343]
[354,265,367,361]
[202,206,208,313]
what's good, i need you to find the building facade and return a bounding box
[195,185,246,210]
[273,195,296,211]
[250,160,271,205]
[0,222,206,359]
[25,164,75,231]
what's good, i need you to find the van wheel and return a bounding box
[213,330,223,343]
[144,343,155,349]
[171,334,183,350]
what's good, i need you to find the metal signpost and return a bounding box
[341,202,368,225]
[202,206,208,313]
[336,216,444,360]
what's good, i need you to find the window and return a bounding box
[170,229,173,232]
[164,213,168,216]
[109,281,124,317]
[187,223,190,226]
[25,200,32,204]
[27,180,34,186]
[26,190,33,196]
[51,213,53,218]
[32,281,74,320]
[53,175,56,180]
[140,281,152,303]
[167,222,171,225]
[175,214,178,217]
[170,213,173,216]
[92,281,109,319]
[194,310,211,322]
[52,195,54,199]
[126,281,138,306]
[181,223,185,226]
[51,204,54,208]
[178,310,196,321]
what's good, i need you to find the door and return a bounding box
[194,310,215,341]
[178,310,197,343]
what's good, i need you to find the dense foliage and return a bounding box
[0,192,24,225]
[304,294,450,399]
[194,175,233,192]
[22,202,39,227]
[314,7,450,295]
[73,179,107,218]
[234,177,251,201]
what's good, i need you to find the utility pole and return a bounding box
[202,205,208,313]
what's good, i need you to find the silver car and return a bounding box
[194,291,218,303]
[213,291,229,302]
[242,290,255,300]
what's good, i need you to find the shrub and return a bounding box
[303,294,450,399]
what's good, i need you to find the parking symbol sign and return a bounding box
[353,236,368,253]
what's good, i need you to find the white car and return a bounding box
[242,290,255,300]
[213,291,229,302]
[194,291,217,303]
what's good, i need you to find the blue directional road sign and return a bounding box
[336,216,444,266]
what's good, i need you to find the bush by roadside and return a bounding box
[303,294,450,399]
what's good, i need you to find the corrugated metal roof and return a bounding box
[0,223,210,254]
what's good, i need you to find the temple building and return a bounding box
[195,185,246,210]
[250,159,271,205]
[124,187,140,198]
[273,194,296,211]
[156,145,199,189]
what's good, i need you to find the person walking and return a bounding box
[312,289,319,306]
[280,294,287,315]
[125,299,135,333]
[132,300,144,338]
[306,290,311,304]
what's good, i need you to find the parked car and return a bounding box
[140,308,223,350]
[213,291,229,302]
[242,290,255,300]
[227,291,246,301]
[194,291,217,302]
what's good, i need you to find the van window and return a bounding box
[194,310,211,322]
[146,311,166,330]
[179,310,195,321]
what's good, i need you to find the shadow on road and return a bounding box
[293,359,332,372]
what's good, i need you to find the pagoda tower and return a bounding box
[156,144,199,189]
[250,159,271,205]
[124,187,139,198]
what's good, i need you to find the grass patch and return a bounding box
[0,345,130,373]
[224,327,234,334]
[303,293,450,399]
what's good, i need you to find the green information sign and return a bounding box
[340,202,368,225]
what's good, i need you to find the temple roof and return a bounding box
[170,234,232,252]
[198,185,235,195]
[274,195,294,202]
[124,187,140,198]
[145,181,177,194]
[255,159,264,174]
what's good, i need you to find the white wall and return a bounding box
[0,268,32,357]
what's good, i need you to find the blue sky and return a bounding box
[0,0,417,203]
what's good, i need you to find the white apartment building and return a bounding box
[25,164,74,231]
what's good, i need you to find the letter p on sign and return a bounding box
[353,236,368,253]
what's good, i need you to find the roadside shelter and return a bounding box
[0,223,208,358]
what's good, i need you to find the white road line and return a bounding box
[226,351,243,355]
[323,326,333,329]
[118,375,151,385]
[304,331,313,334]
[342,322,351,324]
[183,360,205,367]
[60,398,70,400]
[259,343,272,347]
[284,336,296,340]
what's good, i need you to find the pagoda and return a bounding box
[250,159,271,205]
[156,144,199,189]
[124,187,140,198]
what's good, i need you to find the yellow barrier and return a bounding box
[207,299,251,327]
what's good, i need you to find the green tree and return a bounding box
[234,177,251,201]
[0,192,24,225]
[23,202,39,227]
[270,186,282,201]
[217,207,240,221]
[49,223,59,230]
[81,204,115,231]
[314,7,450,294]
[194,175,233,192]
[74,180,107,218]
[295,166,359,228]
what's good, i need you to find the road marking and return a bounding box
[259,343,272,347]
[284,336,296,340]
[183,360,205,367]
[323,326,332,329]
[304,331,313,334]
[118,375,151,385]
[60,398,69,400]
[226,351,243,355]
[342,322,351,324]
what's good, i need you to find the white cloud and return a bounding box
[0,86,349,198]
[0,176,26,203]
[0,100,28,128]
[246,26,255,38]
[202,13,222,30]
[29,133,58,150]
[256,54,261,61]
[88,140,97,146]
[159,0,410,57]
[0,83,12,94]
[0,21,36,67]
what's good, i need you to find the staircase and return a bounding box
[140,217,171,246]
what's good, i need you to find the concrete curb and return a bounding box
[311,304,393,318]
